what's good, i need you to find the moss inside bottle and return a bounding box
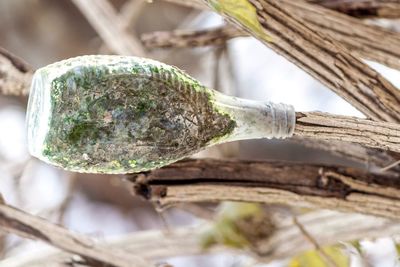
[27,55,295,174]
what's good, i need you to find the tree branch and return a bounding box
[0,47,32,96]
[198,0,400,123]
[141,25,245,48]
[145,1,400,71]
[310,0,400,18]
[129,158,400,219]
[0,203,153,267]
[4,209,400,266]
[292,137,400,171]
[164,0,400,19]
[294,112,400,153]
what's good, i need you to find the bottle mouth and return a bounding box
[26,69,52,161]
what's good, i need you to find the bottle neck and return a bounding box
[212,92,295,142]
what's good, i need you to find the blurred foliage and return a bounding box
[201,202,275,250]
[288,246,349,267]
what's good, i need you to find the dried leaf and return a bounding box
[288,246,349,267]
[207,0,273,42]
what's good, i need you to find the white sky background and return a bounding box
[1,10,400,267]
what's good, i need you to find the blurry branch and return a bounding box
[5,210,400,266]
[292,138,400,172]
[294,112,400,153]
[119,0,147,30]
[0,227,212,267]
[130,158,400,219]
[56,173,77,224]
[0,47,32,96]
[99,0,147,54]
[0,203,153,267]
[309,0,400,18]
[141,25,245,48]
[161,0,206,10]
[72,0,146,56]
[145,1,400,71]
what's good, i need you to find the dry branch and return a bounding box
[72,0,146,56]
[164,0,400,19]
[0,203,152,267]
[283,0,400,71]
[130,158,400,219]
[294,112,400,153]
[4,210,400,266]
[145,1,400,71]
[199,0,400,123]
[310,0,400,18]
[0,47,32,96]
[141,25,245,48]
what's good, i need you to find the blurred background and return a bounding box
[1,0,400,266]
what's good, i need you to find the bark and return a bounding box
[0,47,32,96]
[284,0,400,71]
[141,25,245,48]
[310,0,400,18]
[130,158,400,219]
[294,112,400,153]
[165,0,400,19]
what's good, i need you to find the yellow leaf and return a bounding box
[200,202,263,250]
[288,246,349,267]
[208,0,273,42]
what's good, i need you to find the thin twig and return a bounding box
[380,159,400,172]
[119,0,147,30]
[293,216,339,267]
[98,0,147,54]
[141,25,244,48]
[57,173,77,224]
[72,0,146,56]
